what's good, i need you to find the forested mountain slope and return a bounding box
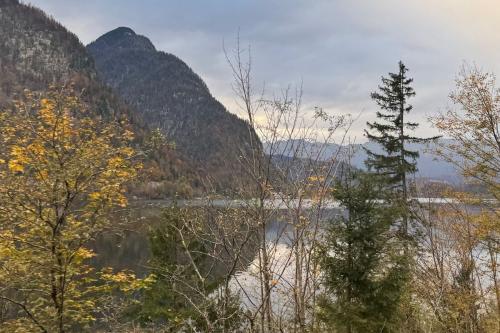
[87,27,258,193]
[0,1,258,196]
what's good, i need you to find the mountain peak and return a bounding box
[110,26,136,36]
[89,26,155,52]
[88,29,259,192]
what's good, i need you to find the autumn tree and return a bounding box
[0,86,142,332]
[414,194,499,333]
[429,65,500,332]
[431,65,499,206]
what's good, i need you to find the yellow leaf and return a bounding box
[8,160,24,173]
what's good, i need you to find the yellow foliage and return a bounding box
[88,192,101,200]
[75,247,96,260]
[8,159,24,172]
[100,268,154,293]
[0,86,141,332]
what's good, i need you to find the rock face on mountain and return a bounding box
[0,0,89,100]
[0,0,138,124]
[87,28,257,192]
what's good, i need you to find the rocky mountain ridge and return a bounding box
[87,27,258,193]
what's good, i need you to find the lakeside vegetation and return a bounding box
[0,2,498,332]
[0,57,498,333]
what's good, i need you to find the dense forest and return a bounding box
[0,1,498,332]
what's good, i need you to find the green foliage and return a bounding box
[132,206,244,332]
[136,208,203,329]
[365,61,438,191]
[319,172,409,333]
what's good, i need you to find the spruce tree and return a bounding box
[319,172,407,333]
[365,61,438,232]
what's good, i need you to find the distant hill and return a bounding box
[350,140,460,183]
[87,27,258,194]
[264,139,461,183]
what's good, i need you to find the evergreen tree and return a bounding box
[364,63,439,330]
[133,207,201,330]
[365,61,438,232]
[319,172,408,333]
[134,206,243,332]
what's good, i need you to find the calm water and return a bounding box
[91,197,489,276]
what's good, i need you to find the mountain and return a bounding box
[0,0,90,100]
[0,0,151,129]
[0,0,205,198]
[0,1,257,197]
[264,139,461,183]
[350,140,459,183]
[87,27,258,193]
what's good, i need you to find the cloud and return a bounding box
[27,0,500,140]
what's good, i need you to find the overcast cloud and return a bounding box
[27,0,500,141]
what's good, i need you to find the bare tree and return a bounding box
[222,37,353,333]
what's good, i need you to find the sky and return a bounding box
[27,0,500,142]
